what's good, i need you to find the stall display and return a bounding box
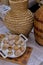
[0,0,43,65]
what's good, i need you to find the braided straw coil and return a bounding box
[4,0,33,36]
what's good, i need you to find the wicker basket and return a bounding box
[4,0,33,36]
[34,6,43,46]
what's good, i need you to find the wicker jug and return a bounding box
[34,6,43,46]
[4,0,33,36]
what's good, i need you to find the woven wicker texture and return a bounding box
[1,0,9,5]
[4,0,33,36]
[34,6,43,45]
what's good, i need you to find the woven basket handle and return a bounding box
[19,34,28,42]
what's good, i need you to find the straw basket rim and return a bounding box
[9,0,27,3]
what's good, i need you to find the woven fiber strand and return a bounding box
[34,6,43,45]
[1,0,9,5]
[4,0,33,36]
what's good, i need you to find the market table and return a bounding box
[0,5,43,65]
